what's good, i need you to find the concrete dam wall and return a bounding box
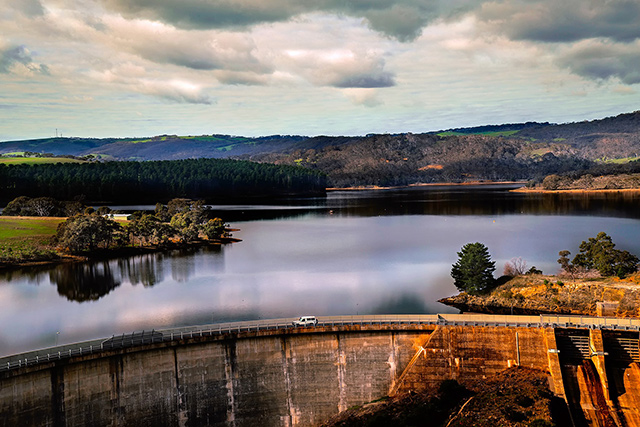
[2,314,640,426]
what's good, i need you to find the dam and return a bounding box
[2,314,640,426]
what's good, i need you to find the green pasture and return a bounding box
[600,156,640,164]
[0,217,64,263]
[0,157,85,165]
[0,217,63,240]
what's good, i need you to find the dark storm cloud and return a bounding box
[0,45,49,74]
[333,72,396,89]
[478,0,640,43]
[11,0,45,17]
[559,42,640,85]
[100,0,475,42]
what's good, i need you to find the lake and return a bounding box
[1,184,640,356]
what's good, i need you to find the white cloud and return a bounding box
[1,0,640,140]
[343,88,384,107]
[138,79,214,104]
[280,49,395,88]
[102,15,270,74]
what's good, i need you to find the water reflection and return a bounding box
[50,263,121,302]
[170,249,197,283]
[326,187,640,218]
[207,185,640,221]
[117,253,164,287]
[40,249,220,302]
[372,294,429,314]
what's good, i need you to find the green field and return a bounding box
[0,217,64,264]
[600,156,640,164]
[0,157,86,165]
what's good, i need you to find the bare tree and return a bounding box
[503,257,527,276]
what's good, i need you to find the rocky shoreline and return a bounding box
[438,274,640,318]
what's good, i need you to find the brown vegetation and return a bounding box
[537,173,640,191]
[321,367,559,427]
[440,273,640,317]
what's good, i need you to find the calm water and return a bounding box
[1,184,640,356]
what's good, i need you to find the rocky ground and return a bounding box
[321,367,564,427]
[439,273,640,317]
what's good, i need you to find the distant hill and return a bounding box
[3,111,640,187]
[434,121,552,136]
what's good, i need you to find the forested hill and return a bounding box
[0,158,327,203]
[0,134,354,161]
[2,110,640,187]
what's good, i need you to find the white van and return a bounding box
[292,316,318,327]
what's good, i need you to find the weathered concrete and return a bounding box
[399,325,552,393]
[1,326,431,427]
[4,323,640,426]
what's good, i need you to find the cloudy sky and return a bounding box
[1,0,639,141]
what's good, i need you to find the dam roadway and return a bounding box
[3,313,640,426]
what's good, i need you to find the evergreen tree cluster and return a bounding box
[0,158,327,203]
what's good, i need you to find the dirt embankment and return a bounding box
[439,274,640,317]
[321,367,563,427]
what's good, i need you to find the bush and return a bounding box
[571,232,639,278]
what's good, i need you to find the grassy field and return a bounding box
[0,157,86,165]
[0,217,65,264]
[601,156,640,164]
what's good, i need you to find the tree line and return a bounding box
[0,158,327,203]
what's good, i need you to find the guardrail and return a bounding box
[3,313,640,373]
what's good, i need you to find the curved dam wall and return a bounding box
[3,317,640,426]
[1,325,433,427]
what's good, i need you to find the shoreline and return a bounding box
[511,187,640,194]
[327,181,526,191]
[0,237,241,271]
[438,273,640,318]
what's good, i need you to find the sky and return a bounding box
[1,0,639,141]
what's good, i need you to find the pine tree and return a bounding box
[451,242,496,294]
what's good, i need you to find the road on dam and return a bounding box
[3,313,640,371]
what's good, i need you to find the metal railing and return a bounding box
[3,313,640,373]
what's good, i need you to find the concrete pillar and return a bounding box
[589,330,611,401]
[589,329,625,427]
[544,328,566,400]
